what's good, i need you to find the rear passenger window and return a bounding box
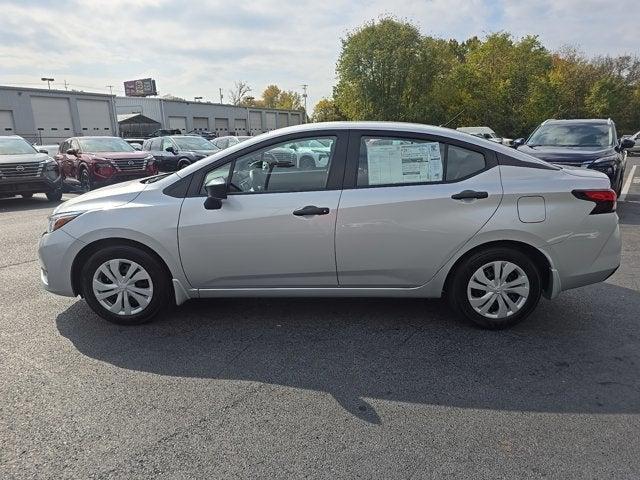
[357,136,486,186]
[446,145,486,181]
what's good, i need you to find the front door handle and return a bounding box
[451,190,489,200]
[293,205,330,216]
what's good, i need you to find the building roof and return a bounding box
[117,113,159,124]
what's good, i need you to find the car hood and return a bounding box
[0,153,50,164]
[517,145,616,164]
[53,178,149,215]
[85,151,151,160]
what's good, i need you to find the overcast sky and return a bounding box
[1,0,638,111]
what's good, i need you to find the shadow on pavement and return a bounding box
[0,195,67,213]
[57,281,640,423]
[619,193,640,226]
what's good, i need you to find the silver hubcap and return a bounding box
[467,261,530,319]
[92,259,154,316]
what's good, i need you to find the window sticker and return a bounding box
[366,142,442,185]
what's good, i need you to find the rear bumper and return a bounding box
[0,175,62,195]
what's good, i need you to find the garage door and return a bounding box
[214,118,229,136]
[0,110,15,134]
[77,99,113,136]
[265,113,276,131]
[290,113,301,125]
[31,96,73,143]
[168,116,187,133]
[193,117,209,131]
[278,113,288,128]
[249,111,262,134]
[234,119,247,135]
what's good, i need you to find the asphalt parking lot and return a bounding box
[1,159,640,479]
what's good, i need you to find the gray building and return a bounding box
[0,85,117,145]
[114,96,303,137]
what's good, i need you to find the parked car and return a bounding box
[457,126,512,146]
[211,135,251,150]
[625,130,640,156]
[149,129,182,137]
[123,138,146,150]
[142,135,220,171]
[284,138,332,168]
[187,130,216,140]
[39,122,621,330]
[0,135,62,201]
[55,136,158,192]
[33,144,60,156]
[514,119,634,195]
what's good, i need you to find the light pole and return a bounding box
[301,84,308,122]
[194,96,203,102]
[41,77,54,90]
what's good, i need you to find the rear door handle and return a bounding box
[293,205,330,216]
[451,190,489,200]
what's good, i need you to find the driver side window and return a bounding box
[227,136,336,194]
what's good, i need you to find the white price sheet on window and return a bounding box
[366,142,442,185]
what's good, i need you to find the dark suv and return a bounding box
[515,119,635,195]
[55,136,158,192]
[142,135,220,171]
[0,136,63,201]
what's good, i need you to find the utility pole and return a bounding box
[64,80,69,90]
[301,84,308,122]
[41,77,54,89]
[106,85,114,95]
[219,88,224,104]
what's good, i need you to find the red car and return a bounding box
[56,136,158,192]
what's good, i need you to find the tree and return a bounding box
[256,85,304,111]
[312,98,345,122]
[229,81,252,106]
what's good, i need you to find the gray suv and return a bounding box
[0,136,63,201]
[142,135,220,171]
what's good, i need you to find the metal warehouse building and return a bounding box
[114,97,303,137]
[0,85,305,146]
[0,85,117,145]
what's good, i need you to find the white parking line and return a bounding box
[620,164,637,202]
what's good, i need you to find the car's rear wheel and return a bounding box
[177,158,191,170]
[299,156,315,169]
[448,247,542,329]
[80,245,170,325]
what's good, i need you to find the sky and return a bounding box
[1,0,638,112]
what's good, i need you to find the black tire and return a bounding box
[80,169,92,192]
[46,189,63,201]
[447,247,542,329]
[21,193,33,199]
[615,170,624,197]
[177,158,191,170]
[299,156,315,169]
[80,245,170,325]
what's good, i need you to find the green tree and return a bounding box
[312,98,345,122]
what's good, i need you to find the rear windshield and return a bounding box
[78,137,135,152]
[528,123,613,148]
[0,138,37,155]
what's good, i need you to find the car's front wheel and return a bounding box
[448,247,542,329]
[46,188,63,201]
[80,169,92,192]
[80,245,170,325]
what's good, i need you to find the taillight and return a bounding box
[572,189,617,214]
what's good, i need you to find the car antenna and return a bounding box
[439,109,465,128]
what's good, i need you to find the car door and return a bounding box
[55,140,71,178]
[335,131,503,287]
[177,131,348,290]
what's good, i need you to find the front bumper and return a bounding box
[93,171,153,188]
[38,228,84,297]
[0,174,62,195]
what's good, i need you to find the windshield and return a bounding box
[78,137,135,153]
[0,138,38,155]
[528,123,613,148]
[173,136,217,150]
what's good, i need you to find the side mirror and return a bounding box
[512,138,525,149]
[165,146,176,154]
[203,177,228,210]
[620,138,635,150]
[38,149,49,154]
[66,148,78,155]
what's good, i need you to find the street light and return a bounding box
[194,96,203,102]
[41,77,54,90]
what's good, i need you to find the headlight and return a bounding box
[43,159,60,179]
[47,211,84,233]
[144,155,154,161]
[592,156,617,165]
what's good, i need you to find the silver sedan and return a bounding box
[38,122,621,329]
